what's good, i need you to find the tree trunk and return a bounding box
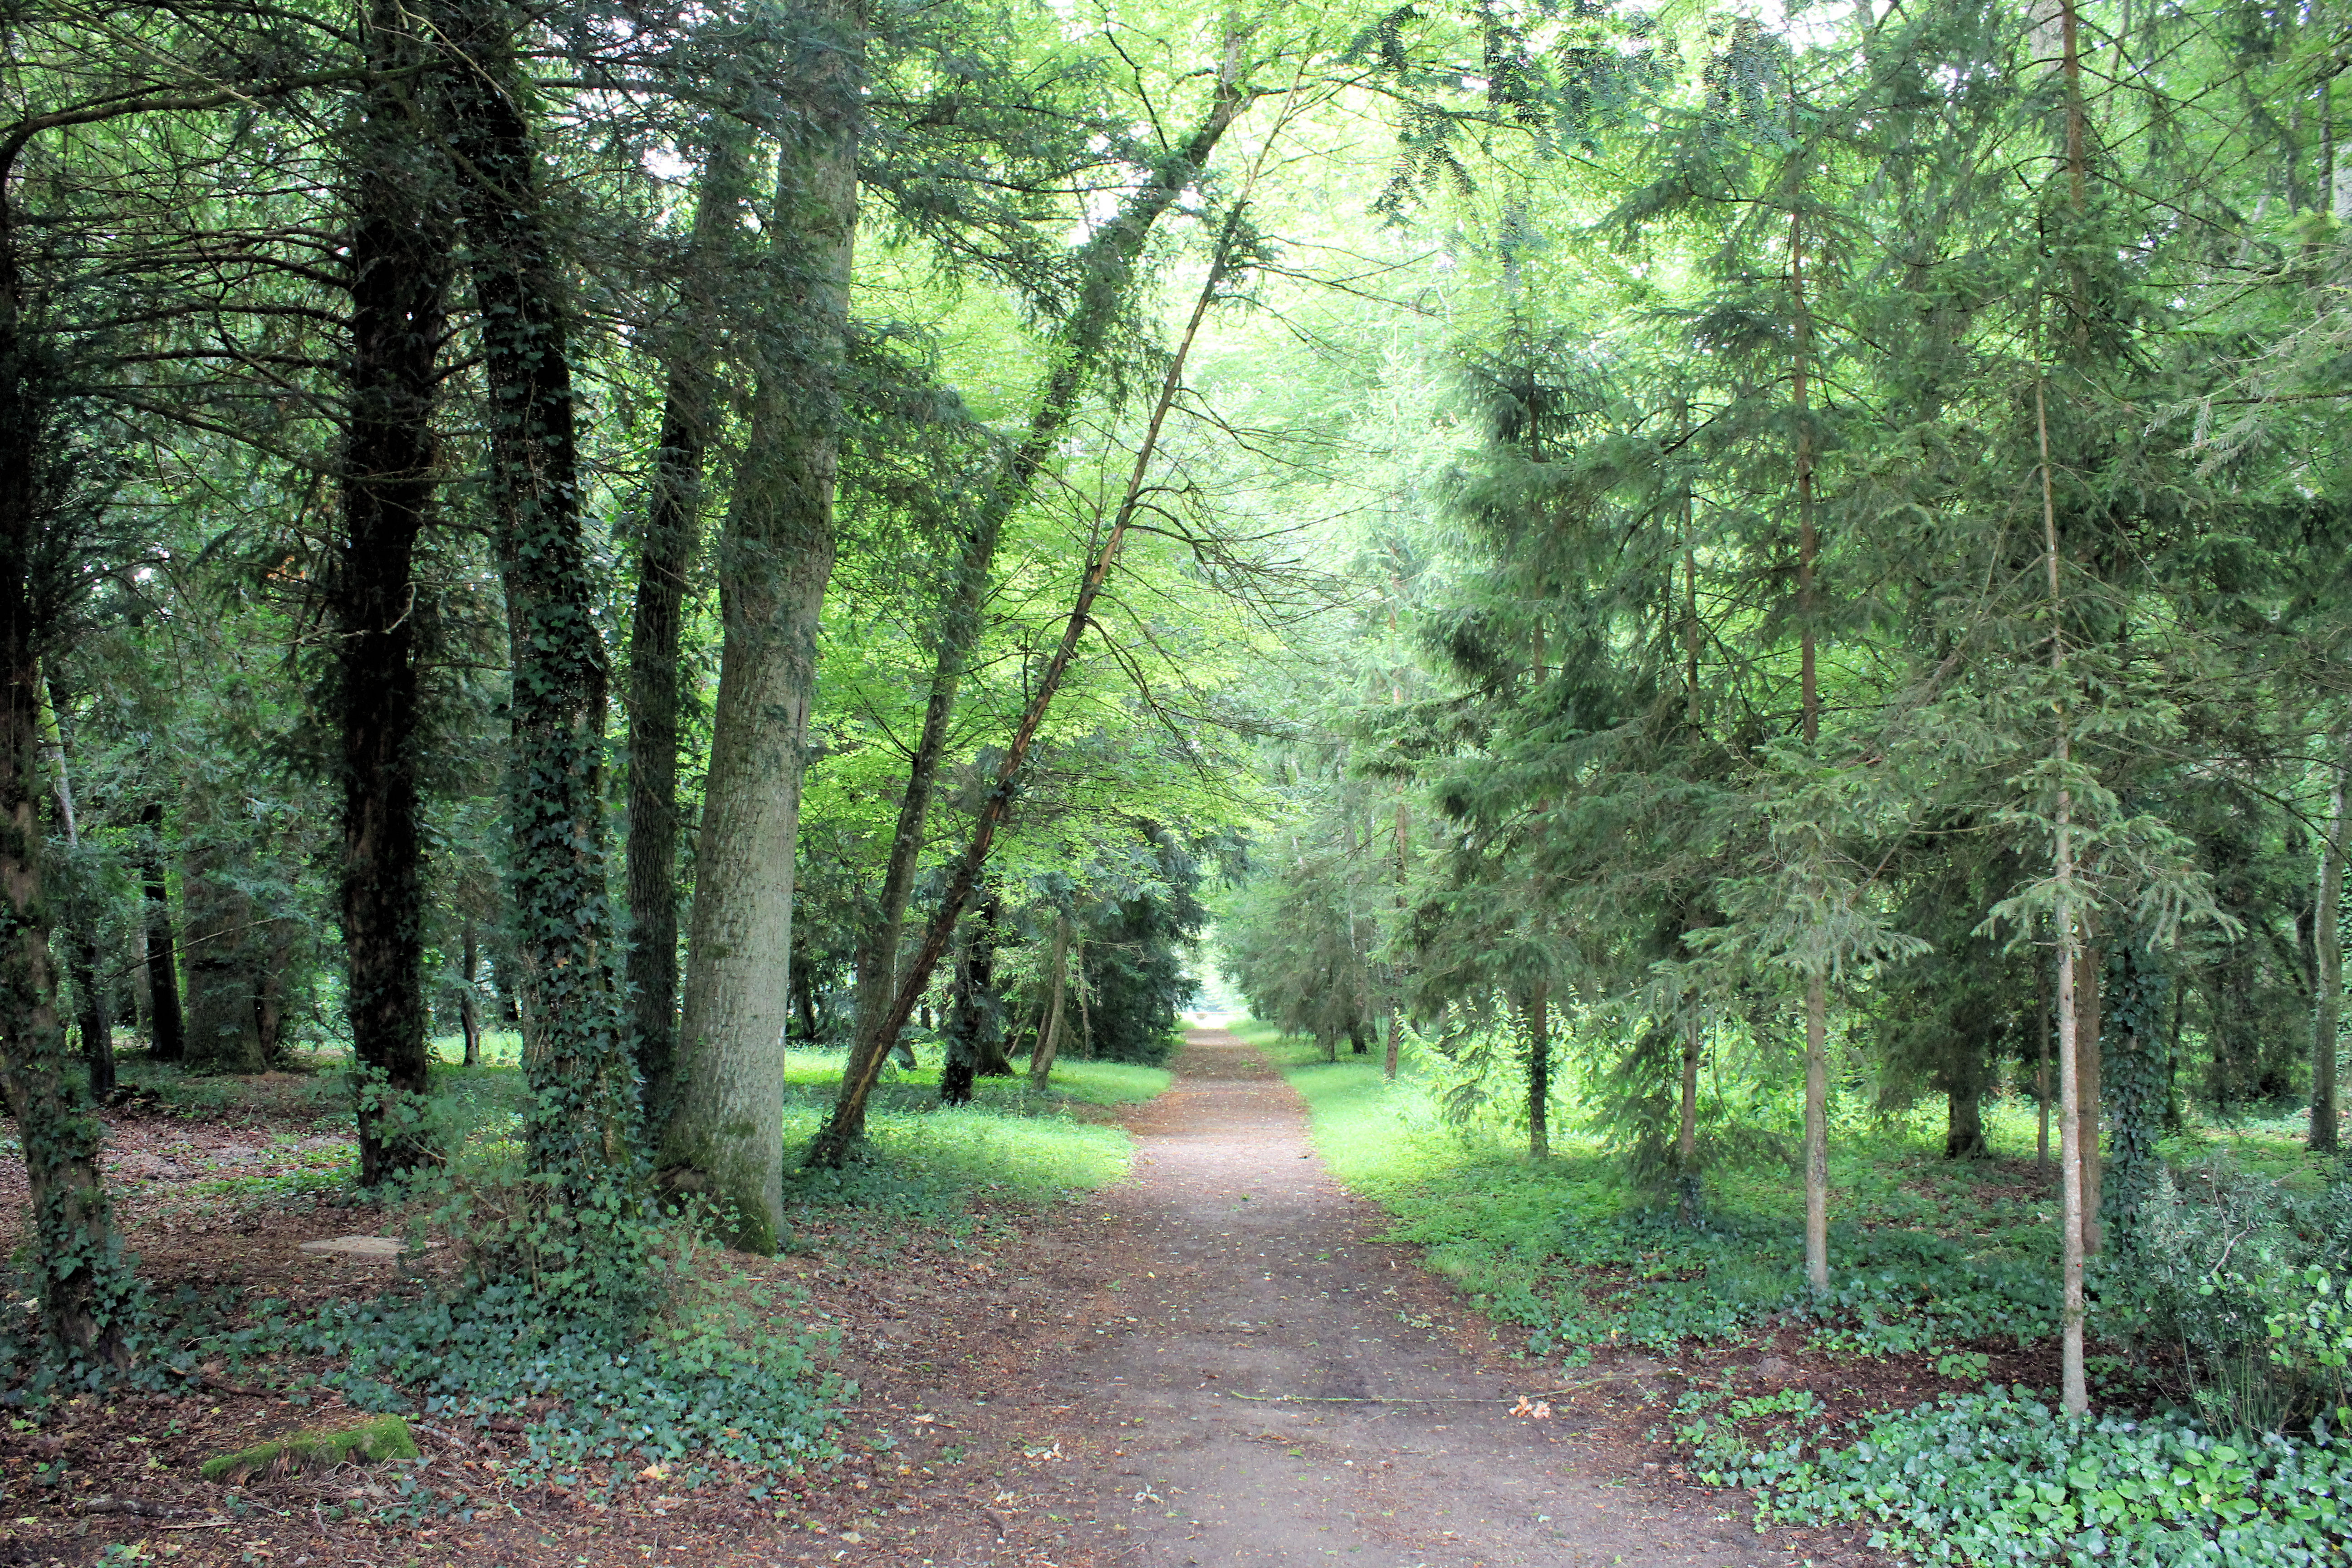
[137,801,184,1062]
[2314,736,2344,1152]
[1029,911,1071,1089]
[1945,1086,1988,1160]
[459,919,481,1068]
[0,174,128,1361]
[627,121,749,1111]
[439,1,636,1225]
[1524,985,1550,1159]
[840,68,1257,1129]
[665,4,865,1249]
[1803,974,1829,1293]
[41,679,113,1102]
[181,847,267,1074]
[1676,1019,1702,1218]
[2041,362,2090,1416]
[805,209,1246,1167]
[940,892,1002,1105]
[338,0,451,1183]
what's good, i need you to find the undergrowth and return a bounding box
[1251,1013,2352,1565]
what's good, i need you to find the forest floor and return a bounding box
[0,1030,1881,1568]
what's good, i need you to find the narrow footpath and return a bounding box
[929,1029,1864,1568]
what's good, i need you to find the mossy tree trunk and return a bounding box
[664,1,865,1250]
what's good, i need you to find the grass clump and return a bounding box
[200,1414,418,1481]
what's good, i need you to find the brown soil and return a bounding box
[0,1030,1887,1567]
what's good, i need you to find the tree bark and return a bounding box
[439,1,635,1220]
[2314,735,2344,1152]
[627,121,749,1111]
[137,801,184,1062]
[41,678,112,1103]
[1792,171,1831,1298]
[2041,366,2089,1416]
[1029,911,1071,1088]
[458,918,481,1068]
[664,2,865,1249]
[839,56,1257,1134]
[338,0,451,1184]
[940,891,1001,1105]
[0,155,128,1361]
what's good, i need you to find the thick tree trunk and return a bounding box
[339,1,451,1183]
[440,2,635,1221]
[627,122,748,1111]
[1524,985,1550,1159]
[1945,1087,1988,1160]
[665,4,864,1249]
[839,62,1256,1133]
[940,892,1001,1105]
[0,183,128,1361]
[180,848,267,1074]
[1029,911,1071,1088]
[2314,739,2344,1152]
[137,801,184,1062]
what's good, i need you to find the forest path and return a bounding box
[1001,1028,1815,1568]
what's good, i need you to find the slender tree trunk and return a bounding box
[41,679,112,1103]
[840,67,1256,1127]
[0,171,127,1361]
[628,122,748,1111]
[1791,171,1831,1298]
[1676,1022,1702,1167]
[665,4,865,1246]
[2314,735,2344,1152]
[137,801,184,1062]
[807,215,1244,1166]
[1524,984,1550,1159]
[1028,911,1071,1089]
[2041,369,2089,1416]
[339,0,451,1183]
[439,2,635,1223]
[459,918,481,1068]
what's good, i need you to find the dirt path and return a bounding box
[946,1029,1854,1568]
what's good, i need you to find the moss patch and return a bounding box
[199,1414,419,1482]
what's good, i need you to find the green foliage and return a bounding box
[1730,1392,2352,1568]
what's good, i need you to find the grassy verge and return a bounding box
[1248,1012,2352,1564]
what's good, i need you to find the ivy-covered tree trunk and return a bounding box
[2101,941,2169,1244]
[0,181,128,1362]
[439,1,636,1226]
[458,918,480,1068]
[839,61,1256,1134]
[338,0,451,1185]
[627,122,749,1110]
[666,0,865,1250]
[940,891,1002,1106]
[180,848,268,1073]
[137,800,184,1062]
